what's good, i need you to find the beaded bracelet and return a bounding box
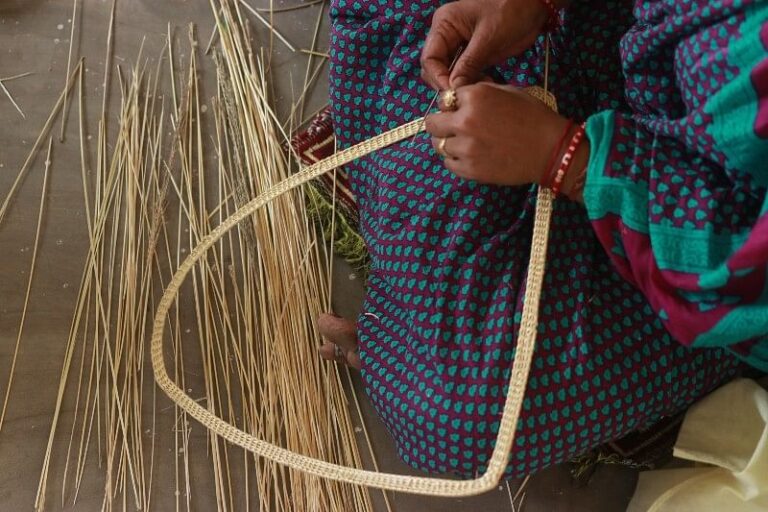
[538,0,561,32]
[549,123,586,196]
[543,120,574,187]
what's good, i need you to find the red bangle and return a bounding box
[549,123,586,196]
[538,0,561,32]
[543,120,574,187]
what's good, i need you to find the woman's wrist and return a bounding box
[539,118,574,186]
[561,138,589,203]
[537,118,589,202]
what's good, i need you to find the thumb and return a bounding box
[450,33,492,88]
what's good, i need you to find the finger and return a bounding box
[317,313,358,353]
[430,136,460,160]
[318,342,342,362]
[318,341,361,370]
[424,111,459,138]
[434,135,473,161]
[478,74,496,84]
[346,350,362,370]
[450,28,493,88]
[443,155,471,180]
[421,47,452,92]
[421,6,466,91]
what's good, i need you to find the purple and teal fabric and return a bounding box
[329,0,765,479]
[584,0,768,370]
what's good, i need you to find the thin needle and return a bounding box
[411,46,464,143]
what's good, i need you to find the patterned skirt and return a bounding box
[328,0,742,478]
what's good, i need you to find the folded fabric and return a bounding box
[627,379,768,512]
[287,107,369,274]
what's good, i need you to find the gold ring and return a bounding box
[440,89,458,111]
[437,137,454,159]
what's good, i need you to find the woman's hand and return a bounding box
[421,0,550,90]
[425,83,573,187]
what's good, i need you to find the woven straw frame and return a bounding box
[151,88,557,497]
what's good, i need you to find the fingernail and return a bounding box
[452,77,468,88]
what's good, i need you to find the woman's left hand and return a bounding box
[424,82,570,187]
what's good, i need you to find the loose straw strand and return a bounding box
[0,137,53,432]
[60,0,79,142]
[0,59,83,227]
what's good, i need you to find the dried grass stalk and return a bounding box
[32,2,381,510]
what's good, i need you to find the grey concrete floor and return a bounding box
[0,1,637,510]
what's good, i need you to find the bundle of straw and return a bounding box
[36,49,168,511]
[202,2,375,508]
[30,2,379,510]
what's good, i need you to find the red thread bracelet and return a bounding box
[568,163,589,200]
[538,0,561,32]
[550,123,586,196]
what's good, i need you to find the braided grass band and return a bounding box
[151,88,556,497]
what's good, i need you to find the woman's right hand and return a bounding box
[420,0,553,90]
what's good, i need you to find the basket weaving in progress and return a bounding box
[2,0,766,509]
[151,87,555,496]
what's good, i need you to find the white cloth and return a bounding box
[627,379,768,512]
